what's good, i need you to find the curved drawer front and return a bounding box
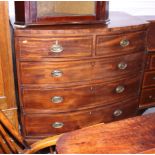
[18,36,93,59]
[148,55,155,70]
[22,86,94,113]
[20,61,92,84]
[21,75,140,113]
[96,31,145,57]
[143,71,155,87]
[140,88,155,108]
[20,52,143,85]
[23,98,138,137]
[93,52,144,81]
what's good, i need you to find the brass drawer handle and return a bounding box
[51,96,63,104]
[120,39,130,47]
[118,62,128,70]
[113,109,123,117]
[50,41,63,53]
[115,85,125,93]
[149,95,155,100]
[52,122,64,128]
[51,70,63,77]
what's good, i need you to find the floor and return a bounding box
[143,107,155,115]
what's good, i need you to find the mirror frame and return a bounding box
[15,1,109,26]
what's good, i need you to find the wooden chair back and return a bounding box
[0,110,29,153]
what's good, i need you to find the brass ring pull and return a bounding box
[152,77,155,80]
[120,39,129,47]
[50,41,63,53]
[51,96,63,104]
[52,122,64,128]
[149,95,155,100]
[51,70,63,77]
[118,62,127,70]
[113,109,123,117]
[115,85,125,93]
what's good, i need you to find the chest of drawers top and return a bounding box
[15,12,148,37]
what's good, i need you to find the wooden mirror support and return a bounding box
[14,1,109,26]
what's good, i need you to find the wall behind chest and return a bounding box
[110,1,155,15]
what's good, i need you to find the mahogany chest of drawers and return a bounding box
[140,17,155,109]
[14,12,148,142]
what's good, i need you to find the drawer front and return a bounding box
[23,99,138,137]
[20,61,92,84]
[96,31,145,56]
[140,88,155,108]
[148,54,155,70]
[143,71,155,87]
[18,36,93,58]
[147,22,155,51]
[93,52,144,81]
[21,75,140,113]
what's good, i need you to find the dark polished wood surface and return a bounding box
[56,113,155,154]
[139,16,155,109]
[14,12,148,141]
[22,98,138,138]
[21,75,141,113]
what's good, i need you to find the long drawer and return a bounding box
[18,36,93,59]
[96,31,145,57]
[20,52,144,85]
[140,88,155,108]
[21,75,141,113]
[23,98,138,137]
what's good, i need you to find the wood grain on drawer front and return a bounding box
[93,52,144,81]
[18,36,93,58]
[20,52,144,85]
[94,75,141,105]
[148,54,155,70]
[96,31,145,56]
[23,98,138,137]
[140,88,155,108]
[20,61,92,84]
[21,75,141,113]
[143,71,155,87]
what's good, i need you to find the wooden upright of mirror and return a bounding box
[14,1,109,26]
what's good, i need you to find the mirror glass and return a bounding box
[37,1,95,17]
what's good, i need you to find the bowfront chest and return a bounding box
[14,12,148,142]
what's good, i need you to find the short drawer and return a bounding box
[20,61,92,84]
[146,54,155,70]
[96,31,145,57]
[21,75,141,113]
[93,52,144,81]
[18,36,93,59]
[140,88,155,108]
[23,98,138,137]
[143,71,155,87]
